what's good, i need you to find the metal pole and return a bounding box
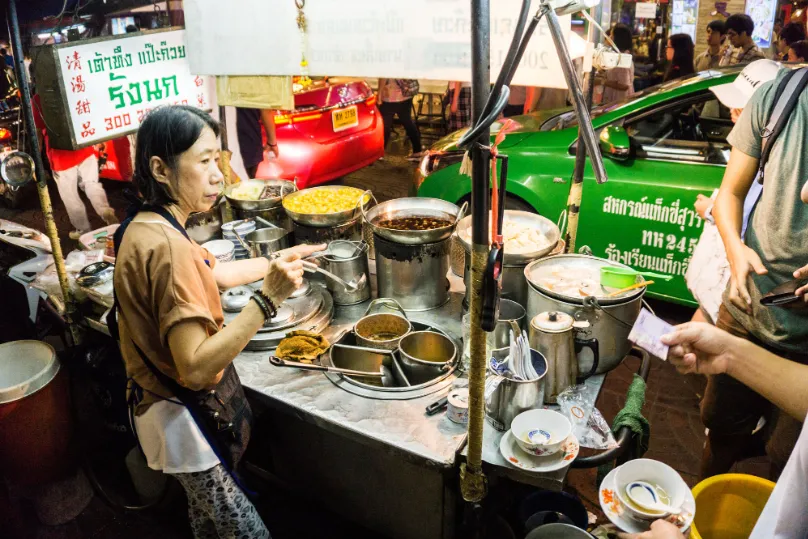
[565,6,602,253]
[8,0,81,344]
[460,0,490,505]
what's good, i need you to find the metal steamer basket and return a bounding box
[363,195,465,311]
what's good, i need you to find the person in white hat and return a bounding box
[687,59,781,326]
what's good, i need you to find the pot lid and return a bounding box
[532,311,574,333]
[221,285,253,312]
[0,340,59,404]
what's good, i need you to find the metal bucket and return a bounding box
[236,227,292,259]
[398,331,457,385]
[321,242,371,305]
[374,233,451,311]
[354,299,412,350]
[485,347,547,432]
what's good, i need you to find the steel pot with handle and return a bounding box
[354,298,412,350]
[232,227,291,259]
[524,255,645,374]
[397,331,457,384]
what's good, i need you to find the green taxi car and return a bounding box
[414,67,747,307]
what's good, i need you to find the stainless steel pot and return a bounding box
[485,347,547,432]
[187,207,222,243]
[375,233,451,311]
[455,210,560,264]
[397,331,457,385]
[224,178,296,211]
[354,299,412,350]
[489,299,527,349]
[524,255,645,374]
[362,196,466,245]
[320,241,371,305]
[233,227,291,259]
[283,186,370,227]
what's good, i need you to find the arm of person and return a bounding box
[211,243,325,290]
[168,253,305,390]
[259,109,279,157]
[663,323,808,421]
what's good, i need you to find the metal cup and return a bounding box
[488,299,527,349]
[485,347,547,432]
[321,242,371,305]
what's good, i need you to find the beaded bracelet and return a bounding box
[249,295,272,322]
[253,290,278,319]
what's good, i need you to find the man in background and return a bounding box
[695,20,727,71]
[236,108,279,179]
[775,22,806,60]
[720,14,766,66]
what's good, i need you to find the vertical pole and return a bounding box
[564,6,602,254]
[8,0,81,343]
[460,0,490,505]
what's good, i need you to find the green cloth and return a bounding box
[596,374,650,486]
[724,67,808,353]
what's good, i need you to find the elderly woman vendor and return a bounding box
[112,105,323,538]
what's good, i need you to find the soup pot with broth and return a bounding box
[524,255,645,373]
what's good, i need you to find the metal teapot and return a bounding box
[528,311,599,403]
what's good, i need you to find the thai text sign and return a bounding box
[183,0,576,89]
[54,29,212,147]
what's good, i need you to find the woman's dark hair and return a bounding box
[664,33,695,82]
[610,23,633,53]
[133,105,220,206]
[790,40,808,61]
[780,22,807,46]
[707,20,726,35]
[725,14,755,37]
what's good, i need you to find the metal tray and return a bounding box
[363,197,463,245]
[224,179,295,211]
[455,210,560,264]
[283,186,370,227]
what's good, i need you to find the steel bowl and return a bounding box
[224,178,296,211]
[398,331,457,384]
[455,210,560,264]
[362,197,464,245]
[354,298,412,350]
[283,186,370,227]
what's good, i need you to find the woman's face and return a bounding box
[163,127,223,214]
[788,47,803,62]
[666,41,674,61]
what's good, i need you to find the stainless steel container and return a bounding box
[187,207,221,243]
[398,331,457,385]
[485,347,547,432]
[464,257,532,309]
[524,255,645,374]
[234,227,292,259]
[321,242,371,305]
[354,299,412,350]
[488,299,527,349]
[232,205,291,232]
[374,233,451,311]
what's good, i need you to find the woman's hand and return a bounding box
[694,194,712,220]
[617,520,685,539]
[662,322,738,376]
[727,244,767,312]
[793,264,808,304]
[262,252,305,306]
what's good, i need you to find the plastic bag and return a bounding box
[557,385,617,450]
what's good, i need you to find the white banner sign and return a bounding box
[635,2,658,19]
[184,0,577,89]
[55,29,214,146]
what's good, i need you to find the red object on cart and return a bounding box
[96,137,133,182]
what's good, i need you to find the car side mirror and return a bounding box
[1,151,35,189]
[599,126,631,162]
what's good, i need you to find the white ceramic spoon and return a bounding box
[626,481,682,515]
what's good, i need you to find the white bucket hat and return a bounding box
[710,60,781,109]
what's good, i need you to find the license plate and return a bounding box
[332,106,359,132]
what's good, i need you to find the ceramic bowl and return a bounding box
[615,458,688,521]
[511,409,571,457]
[202,239,236,263]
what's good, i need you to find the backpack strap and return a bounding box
[758,67,808,184]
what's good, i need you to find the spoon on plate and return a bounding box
[626,481,682,515]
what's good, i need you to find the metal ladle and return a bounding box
[269,356,384,378]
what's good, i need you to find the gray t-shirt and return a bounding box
[725,68,808,353]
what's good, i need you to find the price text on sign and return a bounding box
[56,29,212,146]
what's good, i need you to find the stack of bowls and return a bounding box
[201,239,236,263]
[221,220,256,260]
[614,459,689,523]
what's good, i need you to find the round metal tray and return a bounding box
[455,210,560,264]
[224,179,295,211]
[282,186,370,227]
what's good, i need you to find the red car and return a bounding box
[254,80,384,188]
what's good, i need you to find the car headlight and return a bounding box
[412,150,465,193]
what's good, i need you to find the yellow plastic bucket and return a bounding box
[690,473,775,539]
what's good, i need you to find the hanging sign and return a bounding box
[635,2,658,18]
[183,0,578,89]
[35,28,214,150]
